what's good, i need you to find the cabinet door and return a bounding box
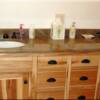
[0,73,31,99]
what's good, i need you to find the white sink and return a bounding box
[0,41,25,48]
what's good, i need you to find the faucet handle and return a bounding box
[3,33,9,39]
[11,32,17,39]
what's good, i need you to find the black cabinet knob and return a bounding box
[23,80,28,84]
[46,97,55,100]
[48,60,57,65]
[80,76,88,81]
[47,78,56,83]
[77,96,86,100]
[81,59,90,64]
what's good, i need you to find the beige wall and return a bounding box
[0,0,100,28]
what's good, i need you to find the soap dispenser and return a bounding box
[69,22,76,39]
[19,24,24,39]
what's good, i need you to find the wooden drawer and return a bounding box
[0,56,33,72]
[37,71,66,90]
[69,86,95,99]
[72,56,99,69]
[70,69,97,85]
[38,56,67,70]
[37,91,64,99]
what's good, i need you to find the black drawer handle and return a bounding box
[23,80,28,84]
[81,59,90,64]
[80,76,88,81]
[77,96,86,100]
[48,60,57,65]
[46,97,55,100]
[47,78,56,83]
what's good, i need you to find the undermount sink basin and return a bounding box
[0,41,25,48]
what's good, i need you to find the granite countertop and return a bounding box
[0,29,100,55]
[0,37,100,55]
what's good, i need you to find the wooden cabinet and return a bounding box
[36,56,68,99]
[68,55,99,100]
[0,73,30,99]
[0,54,34,99]
[0,54,100,100]
[35,55,100,100]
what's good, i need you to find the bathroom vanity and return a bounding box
[0,52,100,99]
[0,29,99,99]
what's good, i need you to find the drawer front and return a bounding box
[70,69,97,85]
[38,56,67,69]
[0,56,33,72]
[37,91,64,100]
[69,86,95,99]
[72,56,99,69]
[37,71,66,90]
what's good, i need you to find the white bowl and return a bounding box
[82,34,95,39]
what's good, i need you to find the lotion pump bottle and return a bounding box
[29,26,35,39]
[19,24,24,39]
[69,22,76,39]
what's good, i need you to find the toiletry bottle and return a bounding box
[51,14,65,40]
[19,24,24,39]
[69,22,76,39]
[29,27,35,39]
